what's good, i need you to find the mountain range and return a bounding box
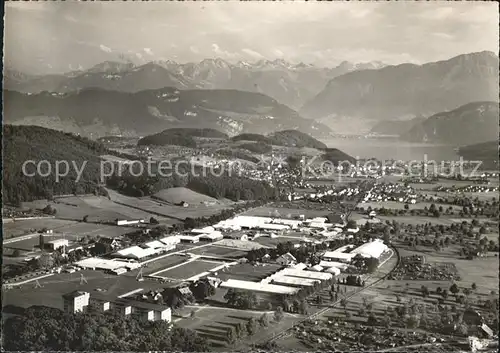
[400,101,499,145]
[301,51,499,133]
[4,58,387,110]
[3,88,331,138]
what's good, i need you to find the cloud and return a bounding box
[135,53,143,60]
[99,44,112,53]
[241,48,264,59]
[211,43,238,59]
[144,48,154,56]
[432,32,454,40]
[190,46,199,54]
[273,49,284,57]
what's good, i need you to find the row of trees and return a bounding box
[3,305,209,351]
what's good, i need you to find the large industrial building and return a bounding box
[219,278,299,295]
[62,291,172,322]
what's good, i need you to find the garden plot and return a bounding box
[153,260,225,280]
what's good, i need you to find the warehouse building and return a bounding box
[268,276,319,287]
[351,239,388,259]
[280,268,334,281]
[199,231,224,242]
[45,238,69,251]
[75,257,141,271]
[219,279,298,295]
[319,260,349,271]
[159,236,181,247]
[178,235,200,244]
[113,246,158,260]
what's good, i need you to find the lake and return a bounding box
[322,137,459,162]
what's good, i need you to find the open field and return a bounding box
[4,221,135,251]
[174,306,299,350]
[139,255,188,276]
[154,260,224,280]
[153,187,221,205]
[417,190,498,202]
[22,196,153,223]
[188,245,248,258]
[359,201,463,212]
[254,236,303,248]
[105,188,233,220]
[215,262,283,282]
[242,205,330,218]
[377,215,470,226]
[3,218,76,239]
[2,270,171,311]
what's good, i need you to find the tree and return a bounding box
[150,217,159,225]
[37,253,54,269]
[471,283,477,291]
[450,283,460,296]
[367,313,377,326]
[246,318,257,336]
[259,313,269,328]
[273,306,284,322]
[346,220,357,229]
[190,310,196,319]
[12,249,21,257]
[235,322,246,339]
[224,289,258,309]
[226,327,236,344]
[82,215,89,222]
[421,285,430,298]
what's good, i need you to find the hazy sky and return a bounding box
[4,1,499,74]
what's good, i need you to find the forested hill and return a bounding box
[230,130,328,150]
[2,125,110,204]
[137,128,227,147]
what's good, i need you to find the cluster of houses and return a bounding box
[362,183,418,204]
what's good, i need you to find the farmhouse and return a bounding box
[276,252,297,266]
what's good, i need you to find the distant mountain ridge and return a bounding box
[301,51,499,127]
[458,140,498,169]
[3,88,331,138]
[4,58,387,110]
[369,116,426,136]
[401,101,499,145]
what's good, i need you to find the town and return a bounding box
[3,150,499,352]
